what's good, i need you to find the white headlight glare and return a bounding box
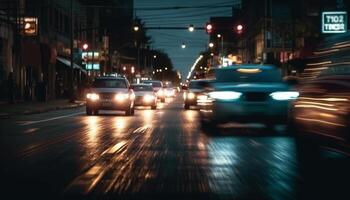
[270,91,299,100]
[87,93,99,101]
[115,93,129,101]
[187,92,195,99]
[144,94,155,102]
[209,91,242,100]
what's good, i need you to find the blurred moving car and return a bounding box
[292,65,350,154]
[131,84,157,110]
[86,76,135,116]
[199,65,299,129]
[163,82,176,98]
[142,80,165,102]
[183,79,210,109]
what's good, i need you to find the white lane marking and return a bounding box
[20,112,85,125]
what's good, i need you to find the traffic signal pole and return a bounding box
[70,0,75,102]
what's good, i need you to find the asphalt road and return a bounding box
[1,96,349,200]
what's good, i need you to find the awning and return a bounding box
[57,57,87,74]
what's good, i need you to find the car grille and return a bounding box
[100,92,115,99]
[243,92,269,102]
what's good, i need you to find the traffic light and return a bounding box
[235,24,244,34]
[205,23,213,34]
[23,17,38,36]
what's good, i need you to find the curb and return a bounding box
[23,102,85,115]
[1,102,85,118]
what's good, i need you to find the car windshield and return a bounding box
[143,81,162,87]
[214,67,283,83]
[132,85,153,91]
[92,79,127,88]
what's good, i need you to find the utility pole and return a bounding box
[70,0,75,102]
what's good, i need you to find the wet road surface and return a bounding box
[1,96,349,200]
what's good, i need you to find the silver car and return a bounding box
[131,84,157,110]
[86,76,135,116]
[199,65,299,130]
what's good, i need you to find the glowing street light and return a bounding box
[123,66,127,71]
[153,55,157,58]
[133,25,139,32]
[181,43,186,49]
[165,67,168,70]
[188,24,194,32]
[209,42,214,48]
[217,34,222,38]
[82,43,89,50]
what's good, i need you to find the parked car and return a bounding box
[183,79,211,109]
[198,64,299,130]
[292,65,350,155]
[142,80,165,102]
[131,84,157,110]
[86,76,135,116]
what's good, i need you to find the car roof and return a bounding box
[189,79,210,83]
[213,64,277,70]
[131,83,153,86]
[95,76,126,80]
[143,80,161,82]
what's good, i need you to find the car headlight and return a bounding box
[87,93,99,101]
[115,93,129,101]
[187,92,196,99]
[270,91,299,100]
[209,91,242,100]
[157,89,164,96]
[144,94,155,102]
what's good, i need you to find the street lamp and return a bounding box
[188,24,194,32]
[217,33,224,63]
[165,67,168,70]
[209,42,214,48]
[133,25,139,32]
[123,66,127,71]
[153,55,157,58]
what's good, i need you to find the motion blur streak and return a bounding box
[296,117,346,127]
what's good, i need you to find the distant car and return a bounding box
[86,76,135,116]
[199,65,299,130]
[183,79,210,109]
[131,84,157,110]
[292,65,350,154]
[163,82,176,98]
[142,80,165,102]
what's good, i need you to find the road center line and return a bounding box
[20,112,85,125]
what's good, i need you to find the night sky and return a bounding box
[134,0,233,79]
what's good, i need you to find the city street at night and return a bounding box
[1,0,350,199]
[1,96,349,200]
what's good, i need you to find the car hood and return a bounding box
[211,82,291,92]
[88,88,129,93]
[134,91,154,96]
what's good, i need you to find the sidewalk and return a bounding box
[0,99,85,119]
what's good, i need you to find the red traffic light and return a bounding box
[82,43,89,50]
[236,24,243,34]
[206,23,213,34]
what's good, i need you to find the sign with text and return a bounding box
[322,11,347,33]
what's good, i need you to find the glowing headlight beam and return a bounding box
[209,91,242,100]
[87,93,100,101]
[270,91,299,100]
